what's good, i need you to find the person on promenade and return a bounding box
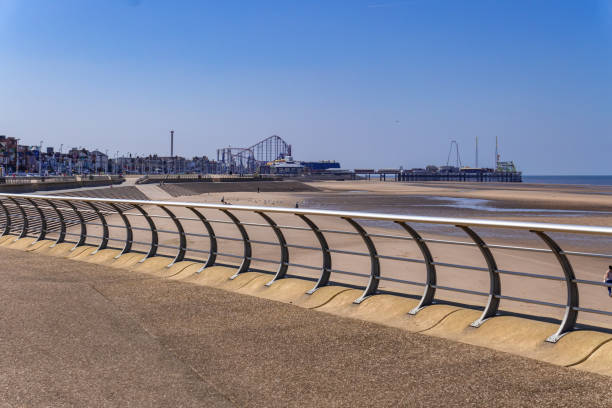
[605,266,612,297]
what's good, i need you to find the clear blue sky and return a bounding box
[1,0,611,174]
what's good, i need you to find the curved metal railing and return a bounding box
[1,192,611,343]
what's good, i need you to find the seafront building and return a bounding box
[0,134,342,177]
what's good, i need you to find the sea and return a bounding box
[522,175,612,186]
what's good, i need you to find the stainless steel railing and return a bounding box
[1,192,611,343]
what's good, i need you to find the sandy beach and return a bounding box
[71,180,612,330]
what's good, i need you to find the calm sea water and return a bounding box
[522,175,612,186]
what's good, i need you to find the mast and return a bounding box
[475,136,479,168]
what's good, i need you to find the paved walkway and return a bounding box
[1,247,611,407]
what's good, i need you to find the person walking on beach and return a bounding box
[605,266,612,297]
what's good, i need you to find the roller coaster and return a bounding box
[216,135,292,174]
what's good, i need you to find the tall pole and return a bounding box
[495,136,499,169]
[475,136,478,168]
[39,140,43,175]
[170,130,174,158]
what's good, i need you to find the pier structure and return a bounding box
[377,168,401,181]
[354,168,375,180]
[353,168,522,182]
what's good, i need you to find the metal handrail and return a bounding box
[1,192,612,343]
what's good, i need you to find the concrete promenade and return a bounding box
[1,247,611,407]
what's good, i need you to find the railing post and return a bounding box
[459,225,501,327]
[0,199,12,237]
[187,207,217,271]
[85,202,108,254]
[158,205,186,266]
[45,199,66,246]
[396,221,436,314]
[532,230,579,343]
[66,201,86,249]
[343,217,380,304]
[26,198,47,243]
[132,204,158,261]
[109,203,132,257]
[9,198,28,239]
[257,211,289,285]
[221,209,251,279]
[297,214,331,294]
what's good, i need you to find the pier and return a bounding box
[355,168,522,182]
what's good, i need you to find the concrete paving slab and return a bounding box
[0,252,234,407]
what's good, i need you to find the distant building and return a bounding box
[301,161,341,172]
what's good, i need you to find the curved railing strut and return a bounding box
[159,205,186,266]
[344,217,380,304]
[66,201,86,249]
[9,198,28,240]
[222,209,251,279]
[132,204,158,261]
[297,214,331,294]
[459,225,501,328]
[187,207,217,272]
[0,199,12,237]
[86,202,109,254]
[257,211,289,286]
[396,221,436,314]
[45,199,66,246]
[110,203,133,257]
[26,198,47,243]
[533,230,579,343]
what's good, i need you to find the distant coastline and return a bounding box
[522,175,612,186]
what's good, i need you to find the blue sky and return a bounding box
[1,0,611,174]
